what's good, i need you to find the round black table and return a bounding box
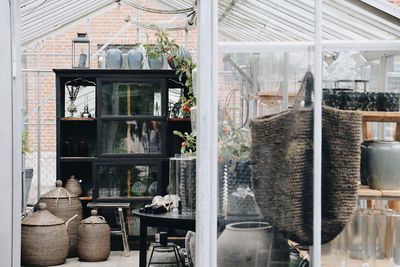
[132,209,195,267]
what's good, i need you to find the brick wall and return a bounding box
[23,1,198,153]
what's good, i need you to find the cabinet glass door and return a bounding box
[97,164,160,198]
[102,120,162,154]
[101,81,162,116]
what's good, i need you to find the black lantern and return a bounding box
[72,32,90,68]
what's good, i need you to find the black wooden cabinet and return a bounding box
[55,69,191,204]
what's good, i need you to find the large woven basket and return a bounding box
[37,180,82,257]
[21,203,69,266]
[250,72,362,245]
[78,210,110,262]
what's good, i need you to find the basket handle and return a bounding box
[65,214,78,229]
[293,71,314,109]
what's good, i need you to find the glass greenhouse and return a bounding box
[0,0,400,266]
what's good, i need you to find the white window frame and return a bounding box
[196,1,400,267]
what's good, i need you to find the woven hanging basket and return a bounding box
[78,209,111,262]
[37,180,82,257]
[21,203,69,266]
[250,72,362,245]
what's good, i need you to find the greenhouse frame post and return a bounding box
[196,0,219,267]
[313,0,322,265]
[0,0,21,266]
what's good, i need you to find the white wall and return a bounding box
[0,0,21,266]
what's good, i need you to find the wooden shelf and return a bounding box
[168,118,191,122]
[360,111,400,122]
[60,157,96,162]
[358,185,400,199]
[257,92,297,106]
[96,196,153,201]
[60,118,96,121]
[79,196,93,201]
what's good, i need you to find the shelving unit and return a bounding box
[360,111,400,140]
[55,69,191,205]
[358,185,400,199]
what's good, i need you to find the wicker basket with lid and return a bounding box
[21,203,70,266]
[65,175,83,196]
[37,180,82,257]
[78,209,111,262]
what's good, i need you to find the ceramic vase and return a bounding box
[127,49,143,69]
[106,48,123,69]
[365,140,400,189]
[218,222,272,267]
[168,46,192,69]
[148,56,164,70]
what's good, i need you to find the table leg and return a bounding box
[118,207,130,256]
[140,217,147,267]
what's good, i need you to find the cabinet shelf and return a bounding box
[360,111,400,122]
[79,196,93,201]
[358,185,400,199]
[168,118,191,122]
[96,196,153,201]
[60,118,96,121]
[60,157,96,162]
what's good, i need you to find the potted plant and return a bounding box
[173,130,196,157]
[144,44,164,69]
[155,31,192,70]
[22,130,33,212]
[217,92,253,216]
[150,31,197,118]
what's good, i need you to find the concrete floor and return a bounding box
[49,251,140,267]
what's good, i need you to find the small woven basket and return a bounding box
[78,209,111,262]
[65,175,83,196]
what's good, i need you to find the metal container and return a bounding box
[21,203,75,266]
[364,141,400,189]
[78,209,110,262]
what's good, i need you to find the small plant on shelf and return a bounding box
[22,130,30,155]
[154,31,197,114]
[144,44,163,60]
[173,130,196,157]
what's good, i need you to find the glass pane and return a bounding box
[102,120,162,154]
[217,51,314,266]
[321,50,400,267]
[97,164,159,198]
[101,81,162,116]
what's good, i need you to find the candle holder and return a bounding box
[65,78,95,118]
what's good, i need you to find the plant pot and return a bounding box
[106,48,123,69]
[127,49,143,69]
[23,168,33,211]
[218,222,272,267]
[167,47,192,69]
[365,140,400,189]
[148,56,164,70]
